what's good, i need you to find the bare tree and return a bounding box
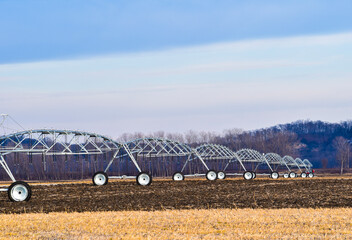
[116,132,145,142]
[184,130,200,145]
[321,158,329,169]
[166,132,184,143]
[333,136,350,175]
[152,131,165,138]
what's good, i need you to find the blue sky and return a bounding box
[1,1,352,137]
[1,0,352,63]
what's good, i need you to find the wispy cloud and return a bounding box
[1,32,352,135]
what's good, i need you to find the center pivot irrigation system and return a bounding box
[0,114,314,202]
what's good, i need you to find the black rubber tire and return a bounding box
[271,171,279,179]
[172,172,185,181]
[243,171,253,180]
[136,172,152,186]
[92,171,109,186]
[289,172,297,178]
[251,171,256,179]
[8,181,32,202]
[206,170,217,181]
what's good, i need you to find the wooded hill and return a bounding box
[214,120,352,169]
[119,120,352,169]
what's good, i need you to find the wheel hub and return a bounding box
[173,173,183,181]
[271,172,279,179]
[11,184,28,202]
[207,171,217,181]
[244,172,252,180]
[138,174,150,185]
[218,172,225,179]
[94,174,106,186]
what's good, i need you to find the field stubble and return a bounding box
[0,208,351,239]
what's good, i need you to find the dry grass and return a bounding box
[0,208,351,239]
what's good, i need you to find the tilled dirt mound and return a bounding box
[1,178,352,214]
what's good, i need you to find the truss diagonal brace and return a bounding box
[104,148,121,172]
[263,157,274,172]
[193,151,210,171]
[0,155,16,182]
[123,144,142,173]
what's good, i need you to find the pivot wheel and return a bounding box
[137,172,152,186]
[206,170,217,181]
[243,171,253,180]
[289,172,296,178]
[283,173,289,178]
[301,172,307,178]
[92,171,108,186]
[8,181,32,202]
[173,172,184,181]
[271,171,279,179]
[217,171,226,180]
[308,173,314,178]
[251,172,256,179]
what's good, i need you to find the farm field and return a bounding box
[0,208,351,239]
[1,177,352,213]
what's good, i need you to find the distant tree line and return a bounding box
[0,120,351,180]
[117,120,352,173]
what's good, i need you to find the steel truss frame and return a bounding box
[194,144,247,175]
[283,155,303,173]
[234,148,274,175]
[295,158,309,172]
[0,114,25,136]
[303,159,313,171]
[105,137,210,178]
[0,129,123,184]
[0,128,314,185]
[264,153,291,173]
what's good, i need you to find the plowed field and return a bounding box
[1,178,352,214]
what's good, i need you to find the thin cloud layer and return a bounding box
[1,32,351,137]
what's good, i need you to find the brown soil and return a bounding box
[1,178,352,214]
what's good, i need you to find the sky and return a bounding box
[1,0,352,138]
